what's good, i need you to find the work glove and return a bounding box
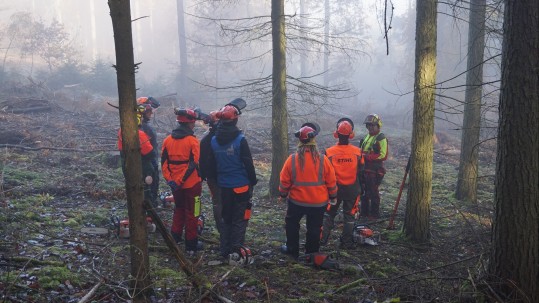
[365,153,379,162]
[167,181,179,192]
[329,198,337,206]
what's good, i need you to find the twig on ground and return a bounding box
[78,279,104,303]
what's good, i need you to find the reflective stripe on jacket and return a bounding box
[325,144,364,186]
[279,151,337,207]
[161,134,201,189]
[117,128,153,156]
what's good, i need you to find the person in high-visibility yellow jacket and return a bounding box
[279,122,337,259]
[359,114,388,220]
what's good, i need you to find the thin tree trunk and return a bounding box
[300,0,307,78]
[455,0,486,202]
[323,0,329,86]
[488,1,539,301]
[269,0,288,196]
[176,0,188,105]
[403,0,437,243]
[108,1,152,302]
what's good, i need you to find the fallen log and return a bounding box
[144,200,208,289]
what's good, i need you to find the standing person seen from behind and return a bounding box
[137,96,161,207]
[321,118,364,249]
[117,105,156,204]
[161,108,203,256]
[359,114,388,221]
[200,98,247,235]
[279,123,338,259]
[207,103,257,262]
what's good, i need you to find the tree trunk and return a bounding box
[176,0,188,105]
[269,0,288,196]
[403,0,437,243]
[300,0,307,78]
[488,1,539,301]
[108,1,153,302]
[455,0,486,202]
[323,0,330,86]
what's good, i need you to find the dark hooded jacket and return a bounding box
[208,122,257,187]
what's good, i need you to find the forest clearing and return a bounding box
[0,94,497,302]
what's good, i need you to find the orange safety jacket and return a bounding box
[325,144,364,186]
[161,135,201,189]
[279,150,338,207]
[117,128,153,156]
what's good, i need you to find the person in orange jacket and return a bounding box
[161,108,203,255]
[279,122,338,259]
[320,118,364,248]
[117,104,156,203]
[359,114,388,220]
[136,97,161,207]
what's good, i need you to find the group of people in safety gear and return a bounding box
[118,98,387,261]
[279,114,387,259]
[118,97,257,258]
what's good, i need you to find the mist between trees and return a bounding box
[1,0,502,135]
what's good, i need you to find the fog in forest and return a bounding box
[0,0,501,134]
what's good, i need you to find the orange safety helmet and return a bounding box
[174,108,197,123]
[333,118,355,139]
[215,105,240,121]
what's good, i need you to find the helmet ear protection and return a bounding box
[333,118,355,139]
[294,122,321,142]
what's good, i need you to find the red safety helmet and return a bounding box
[295,122,320,143]
[334,118,355,139]
[296,126,316,142]
[137,96,160,109]
[216,105,240,121]
[175,108,197,123]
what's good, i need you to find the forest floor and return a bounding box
[0,93,498,302]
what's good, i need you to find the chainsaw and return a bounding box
[353,224,380,246]
[159,192,175,208]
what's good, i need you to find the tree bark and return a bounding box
[299,0,307,78]
[269,0,288,196]
[488,1,539,301]
[323,0,330,86]
[108,1,153,302]
[455,0,486,202]
[403,0,437,243]
[176,0,188,105]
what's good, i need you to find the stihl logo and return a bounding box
[337,158,353,163]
